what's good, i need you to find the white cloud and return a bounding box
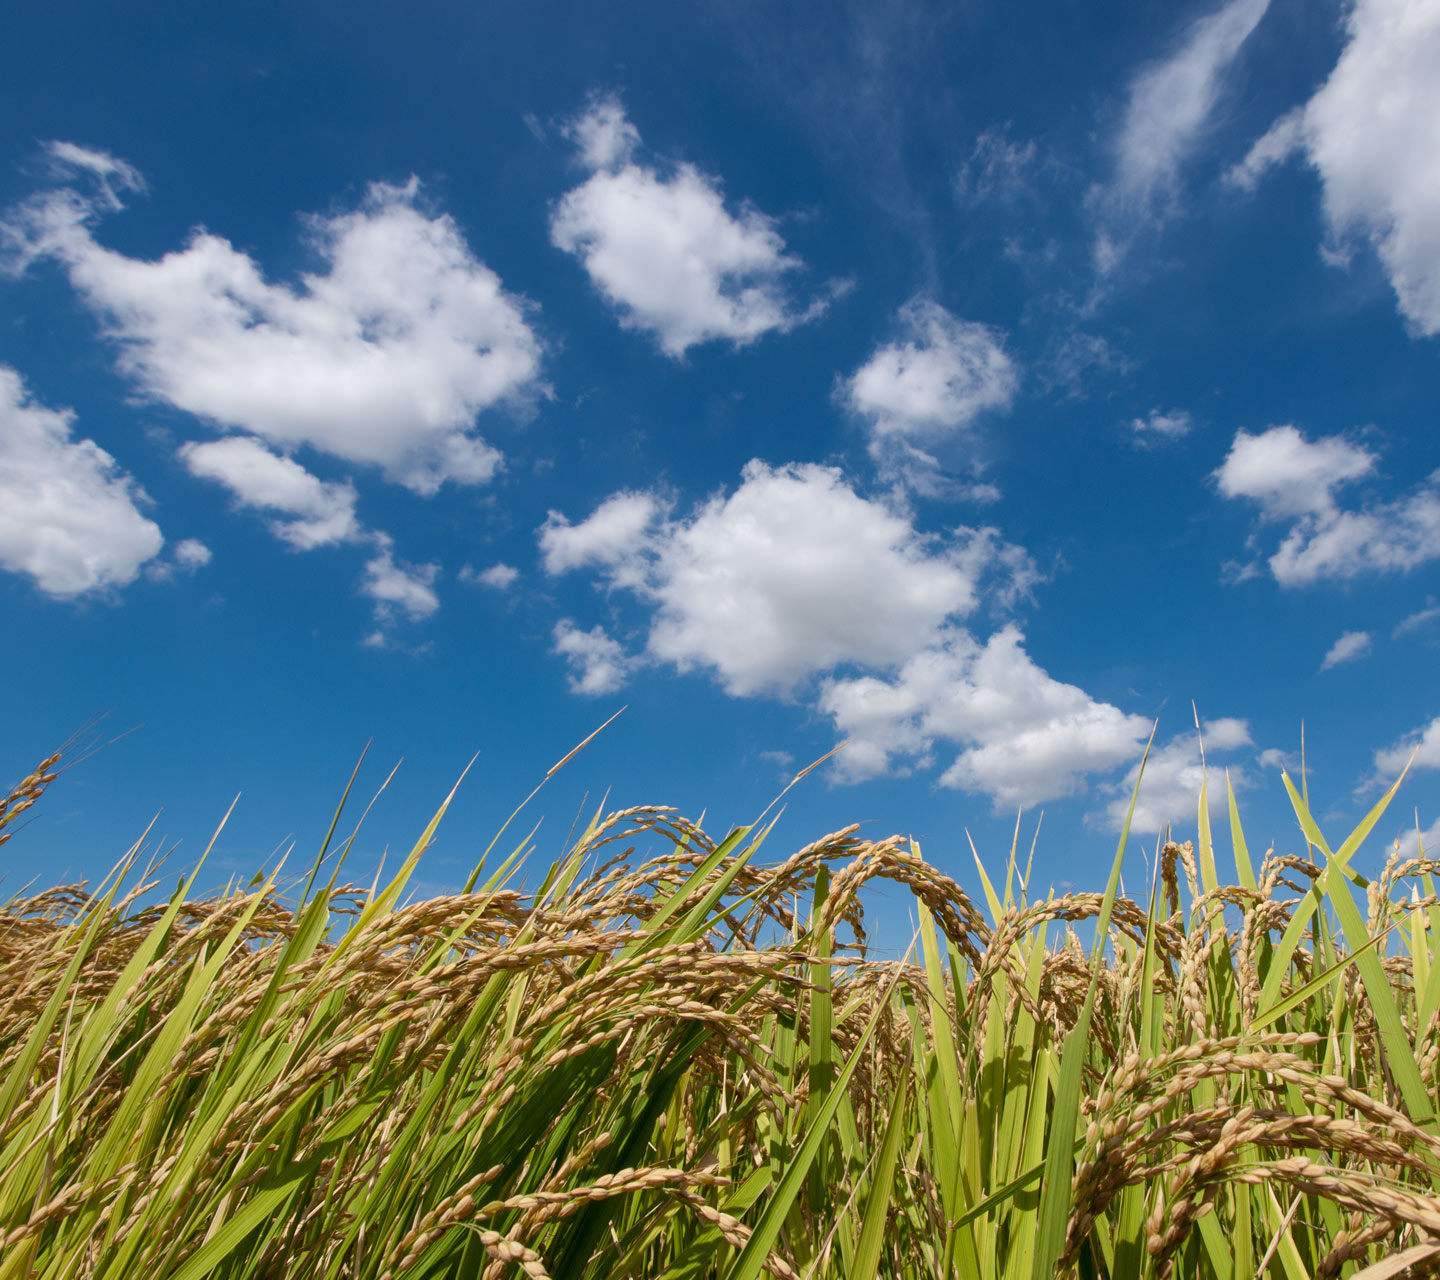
[960,482,1003,505]
[841,298,1017,452]
[539,490,662,587]
[1097,0,1270,255]
[1396,815,1440,859]
[646,465,997,693]
[173,538,211,568]
[1214,425,1374,519]
[460,562,519,590]
[955,128,1039,206]
[178,434,445,637]
[1230,0,1440,334]
[42,141,146,211]
[550,94,830,356]
[1375,714,1440,776]
[820,625,1152,807]
[1103,720,1253,835]
[1217,425,1440,586]
[1129,407,1193,444]
[0,364,163,597]
[1267,478,1440,586]
[1113,0,1270,210]
[2,155,543,494]
[146,536,212,582]
[1396,603,1440,637]
[542,461,1040,697]
[562,93,641,171]
[179,437,360,550]
[1203,716,1254,750]
[1320,629,1373,670]
[1047,332,1136,396]
[543,459,1142,808]
[1226,107,1305,191]
[553,620,632,695]
[361,540,439,621]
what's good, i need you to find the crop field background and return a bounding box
[3,743,1440,1280]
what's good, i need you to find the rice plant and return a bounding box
[2,742,1439,1278]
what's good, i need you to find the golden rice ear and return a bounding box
[0,750,61,848]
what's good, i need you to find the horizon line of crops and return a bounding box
[3,736,1440,1279]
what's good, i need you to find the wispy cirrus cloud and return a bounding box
[1320,630,1372,671]
[1093,0,1271,268]
[1395,603,1440,638]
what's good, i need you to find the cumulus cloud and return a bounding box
[1218,425,1440,585]
[539,491,663,587]
[460,562,519,590]
[361,538,439,621]
[1215,425,1375,520]
[1103,719,1253,835]
[0,364,163,597]
[1093,0,1270,261]
[562,94,641,171]
[553,620,633,695]
[1228,0,1440,334]
[544,461,1028,696]
[177,433,442,638]
[1320,630,1372,670]
[820,625,1152,807]
[2,150,543,494]
[172,538,211,568]
[645,467,1001,693]
[543,459,1147,808]
[1265,478,1440,586]
[146,536,212,582]
[841,298,1017,455]
[1375,714,1440,777]
[179,437,360,550]
[1129,408,1193,444]
[1203,717,1254,751]
[550,94,831,356]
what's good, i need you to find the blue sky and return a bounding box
[2,0,1439,925]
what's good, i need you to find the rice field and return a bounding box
[3,742,1440,1279]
